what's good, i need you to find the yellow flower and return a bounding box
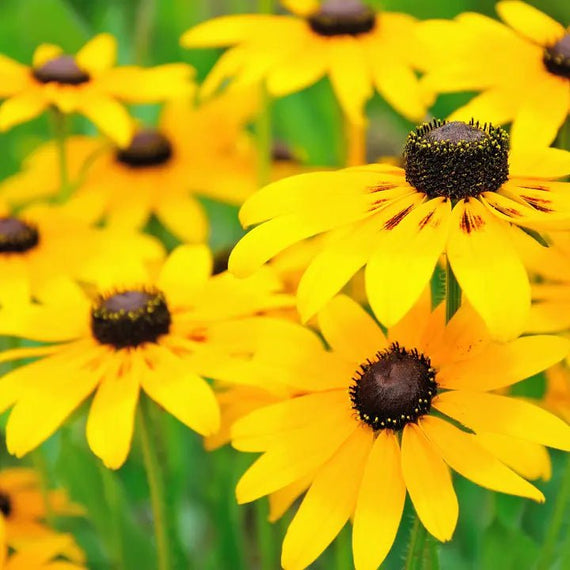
[0,245,292,469]
[542,364,570,424]
[0,34,194,146]
[230,119,570,340]
[0,89,258,242]
[231,295,569,570]
[181,0,428,124]
[0,201,163,307]
[5,535,86,570]
[0,468,83,553]
[419,1,570,148]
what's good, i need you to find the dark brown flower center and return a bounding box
[272,141,296,162]
[544,34,570,78]
[0,492,11,517]
[350,343,437,431]
[308,0,376,37]
[32,55,90,85]
[116,129,173,168]
[91,289,171,349]
[403,119,509,200]
[0,217,40,253]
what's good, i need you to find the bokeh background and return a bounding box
[0,1,569,569]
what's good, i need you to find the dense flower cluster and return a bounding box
[0,1,570,569]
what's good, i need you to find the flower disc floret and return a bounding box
[32,55,90,85]
[0,217,39,253]
[404,119,509,200]
[350,342,437,431]
[308,0,376,37]
[91,289,171,349]
[0,491,12,517]
[544,34,570,79]
[116,129,174,168]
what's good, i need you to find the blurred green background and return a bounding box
[0,1,569,569]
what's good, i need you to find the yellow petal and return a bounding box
[352,431,405,570]
[509,147,570,179]
[420,416,544,502]
[32,44,63,67]
[496,1,565,45]
[401,423,458,542]
[281,428,373,570]
[269,473,314,522]
[154,194,208,243]
[366,197,450,328]
[434,391,570,451]
[447,87,515,125]
[76,33,117,74]
[437,335,569,391]
[86,355,140,469]
[447,199,530,341]
[317,295,387,364]
[280,0,319,16]
[0,90,46,131]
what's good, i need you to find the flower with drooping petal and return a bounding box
[230,119,570,340]
[230,295,569,570]
[181,0,429,125]
[0,34,194,146]
[0,245,293,469]
[419,1,570,148]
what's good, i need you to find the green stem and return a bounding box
[536,455,570,570]
[445,261,462,323]
[138,397,171,570]
[31,448,55,528]
[255,500,277,570]
[133,0,156,65]
[404,516,428,570]
[52,109,71,203]
[99,465,126,570]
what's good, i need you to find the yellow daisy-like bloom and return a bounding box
[181,0,428,125]
[0,468,83,550]
[419,1,570,148]
[0,201,163,307]
[4,535,86,570]
[0,245,293,469]
[230,119,570,340]
[0,89,258,242]
[0,34,194,146]
[231,295,569,570]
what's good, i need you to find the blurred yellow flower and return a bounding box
[231,295,569,570]
[419,1,570,147]
[0,245,293,469]
[4,534,86,570]
[181,0,429,124]
[230,119,570,340]
[0,34,194,146]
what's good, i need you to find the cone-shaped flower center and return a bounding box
[350,343,437,431]
[0,492,11,517]
[91,289,171,349]
[403,119,509,200]
[308,0,376,37]
[116,129,173,168]
[0,217,40,253]
[544,34,570,78]
[33,55,90,85]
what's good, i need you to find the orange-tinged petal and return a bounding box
[447,199,530,341]
[352,431,405,570]
[434,390,570,451]
[318,295,387,365]
[401,423,458,542]
[497,1,565,45]
[437,335,569,391]
[281,428,373,570]
[76,33,117,74]
[420,416,544,502]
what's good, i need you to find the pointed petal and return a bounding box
[0,90,46,131]
[497,1,565,45]
[76,33,117,74]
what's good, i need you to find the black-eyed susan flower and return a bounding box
[230,295,570,570]
[4,535,86,570]
[0,468,83,552]
[181,0,429,125]
[0,89,258,242]
[0,201,163,307]
[230,119,570,340]
[0,245,293,469]
[0,34,194,146]
[419,1,570,148]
